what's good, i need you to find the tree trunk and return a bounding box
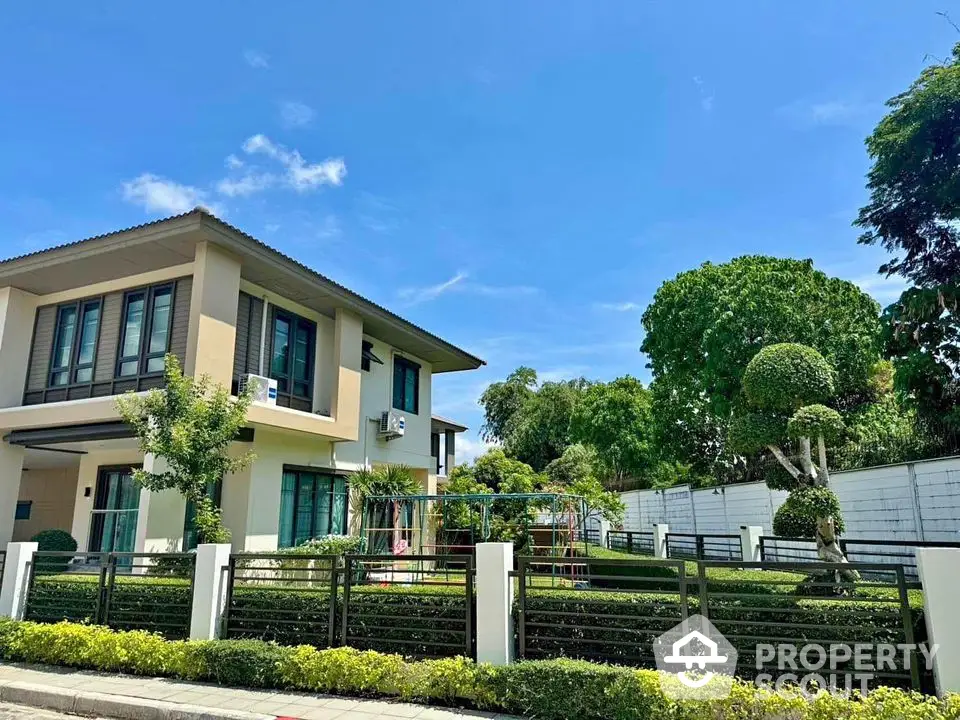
[815,516,860,583]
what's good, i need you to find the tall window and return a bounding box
[117,284,173,377]
[49,299,101,387]
[392,356,420,414]
[278,469,348,548]
[270,309,315,405]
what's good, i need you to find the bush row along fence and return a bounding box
[221,553,474,659]
[5,545,935,693]
[23,551,196,639]
[512,555,929,693]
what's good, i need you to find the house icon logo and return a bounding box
[654,615,738,700]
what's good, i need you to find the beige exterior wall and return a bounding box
[13,467,76,542]
[185,242,241,385]
[0,288,39,409]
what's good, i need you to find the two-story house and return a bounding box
[0,209,482,553]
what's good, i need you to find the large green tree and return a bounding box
[478,367,537,443]
[855,45,960,435]
[569,375,656,488]
[641,256,882,479]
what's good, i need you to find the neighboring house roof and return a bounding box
[0,208,485,373]
[431,415,468,433]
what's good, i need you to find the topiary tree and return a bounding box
[31,529,78,574]
[729,343,857,579]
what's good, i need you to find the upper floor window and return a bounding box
[270,308,315,404]
[117,284,173,377]
[49,299,101,387]
[392,356,420,414]
[361,340,383,372]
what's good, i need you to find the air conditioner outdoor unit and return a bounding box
[378,409,405,440]
[240,374,278,405]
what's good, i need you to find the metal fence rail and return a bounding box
[513,555,926,691]
[222,553,340,648]
[606,530,654,555]
[24,551,196,639]
[514,556,688,666]
[573,528,601,545]
[758,536,960,584]
[342,554,474,659]
[666,532,742,561]
[0,551,5,587]
[698,560,923,691]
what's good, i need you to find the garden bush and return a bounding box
[30,529,78,573]
[0,620,956,720]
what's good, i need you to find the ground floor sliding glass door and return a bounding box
[278,468,348,548]
[88,466,139,554]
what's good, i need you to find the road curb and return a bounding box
[0,681,275,720]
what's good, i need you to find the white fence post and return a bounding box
[917,548,960,695]
[739,525,763,562]
[189,543,232,640]
[0,542,37,619]
[652,523,669,559]
[598,519,611,548]
[476,542,513,665]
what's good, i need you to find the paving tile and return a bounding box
[323,697,361,711]
[351,701,423,718]
[163,690,212,704]
[299,708,346,720]
[412,708,468,720]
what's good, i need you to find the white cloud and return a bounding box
[244,49,269,69]
[241,134,346,190]
[455,434,497,465]
[399,272,468,305]
[595,301,641,312]
[121,174,218,215]
[216,172,275,197]
[692,76,715,113]
[279,101,315,128]
[847,273,908,305]
[779,99,878,127]
[398,272,539,306]
[225,154,244,169]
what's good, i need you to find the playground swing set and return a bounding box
[358,492,593,585]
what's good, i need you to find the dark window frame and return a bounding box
[182,479,224,551]
[14,500,32,521]
[269,307,316,407]
[47,297,104,389]
[361,340,383,372]
[392,355,420,414]
[116,282,176,379]
[278,467,349,548]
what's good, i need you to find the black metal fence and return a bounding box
[513,556,928,691]
[665,532,742,561]
[606,530,654,555]
[221,553,475,659]
[759,536,960,584]
[573,527,601,545]
[24,551,196,639]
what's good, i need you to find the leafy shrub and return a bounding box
[0,620,953,719]
[773,485,845,537]
[282,535,363,557]
[31,530,78,573]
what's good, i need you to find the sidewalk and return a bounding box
[0,664,520,720]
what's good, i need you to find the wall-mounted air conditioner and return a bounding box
[378,409,405,440]
[240,374,278,405]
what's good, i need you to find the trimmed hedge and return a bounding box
[0,620,956,720]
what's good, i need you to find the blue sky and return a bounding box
[1,3,955,462]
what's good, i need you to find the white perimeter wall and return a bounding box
[619,456,960,541]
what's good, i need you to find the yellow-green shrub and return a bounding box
[1,620,958,720]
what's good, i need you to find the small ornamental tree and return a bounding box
[729,344,857,579]
[116,354,255,544]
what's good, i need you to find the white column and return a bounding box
[0,542,37,619]
[189,543,232,640]
[652,523,669,559]
[598,519,611,548]
[476,542,513,665]
[917,548,960,695]
[739,525,763,562]
[0,445,26,547]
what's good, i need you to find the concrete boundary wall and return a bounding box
[620,456,960,541]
